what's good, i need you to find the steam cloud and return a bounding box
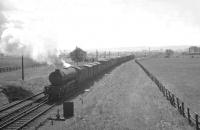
[0,0,63,64]
[0,1,8,37]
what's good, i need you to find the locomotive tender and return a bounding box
[44,55,134,101]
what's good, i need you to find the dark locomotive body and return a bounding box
[44,55,134,102]
[49,68,78,86]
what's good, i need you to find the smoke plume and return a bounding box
[0,0,64,64]
[0,1,8,38]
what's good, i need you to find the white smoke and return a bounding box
[61,59,71,68]
[0,0,67,64]
[0,27,59,64]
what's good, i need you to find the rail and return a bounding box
[0,95,46,121]
[0,96,54,130]
[16,103,56,130]
[0,92,44,113]
[135,59,200,130]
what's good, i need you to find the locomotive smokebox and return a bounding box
[63,101,74,118]
[49,67,78,86]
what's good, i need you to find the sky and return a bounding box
[0,0,200,62]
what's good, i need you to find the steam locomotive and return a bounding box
[44,55,134,102]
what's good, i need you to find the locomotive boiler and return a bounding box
[49,68,78,86]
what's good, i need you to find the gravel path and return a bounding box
[39,60,193,130]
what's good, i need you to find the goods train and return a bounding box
[44,55,134,102]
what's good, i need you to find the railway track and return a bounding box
[0,93,55,130]
[0,82,93,130]
[0,96,55,130]
[0,92,44,113]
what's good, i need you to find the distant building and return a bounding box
[70,47,87,62]
[189,46,200,54]
[165,49,174,58]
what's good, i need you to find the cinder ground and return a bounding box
[38,60,193,130]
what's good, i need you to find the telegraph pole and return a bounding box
[96,50,98,61]
[149,47,150,55]
[22,56,24,80]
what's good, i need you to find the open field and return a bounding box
[37,60,192,130]
[140,57,200,114]
[0,56,40,68]
[0,65,55,106]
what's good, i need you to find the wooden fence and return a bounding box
[135,59,200,130]
[0,64,46,73]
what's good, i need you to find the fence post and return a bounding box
[187,108,191,125]
[159,83,162,91]
[22,56,24,80]
[167,90,170,101]
[169,93,173,105]
[165,88,167,97]
[196,114,199,130]
[160,84,162,92]
[182,102,185,117]
[163,87,166,96]
[161,85,164,94]
[166,89,168,99]
[172,94,175,107]
[167,90,170,100]
[158,82,161,90]
[177,98,180,112]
